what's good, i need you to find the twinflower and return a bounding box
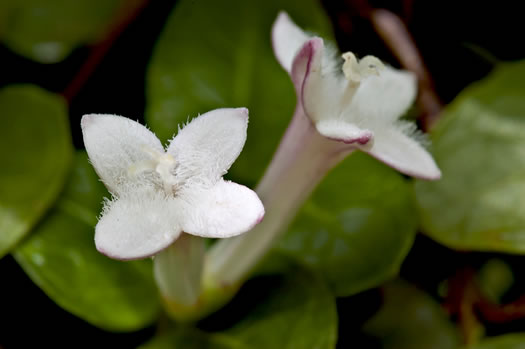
[81,108,264,261]
[272,11,440,179]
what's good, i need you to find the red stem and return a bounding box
[61,0,150,103]
[369,9,443,131]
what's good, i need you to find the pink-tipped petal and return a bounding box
[178,180,265,238]
[272,11,310,73]
[365,128,441,180]
[167,108,249,185]
[316,119,373,145]
[290,37,324,97]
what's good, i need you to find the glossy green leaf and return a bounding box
[146,0,332,185]
[363,280,459,349]
[140,267,336,349]
[469,334,525,349]
[276,152,418,296]
[0,85,72,258]
[416,61,525,252]
[226,268,337,349]
[13,152,160,331]
[0,0,122,63]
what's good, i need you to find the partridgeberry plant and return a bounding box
[79,10,441,322]
[4,0,525,347]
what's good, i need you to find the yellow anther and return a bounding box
[342,52,384,83]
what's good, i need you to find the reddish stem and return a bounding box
[444,268,483,345]
[61,0,150,103]
[476,293,525,323]
[369,9,442,131]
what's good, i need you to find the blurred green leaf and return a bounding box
[276,153,417,296]
[477,259,514,303]
[226,268,337,348]
[0,0,122,63]
[0,85,72,258]
[416,61,525,252]
[363,280,459,349]
[468,334,525,349]
[13,152,160,331]
[146,0,332,185]
[140,267,336,349]
[139,329,243,349]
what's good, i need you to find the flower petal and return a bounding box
[81,114,164,194]
[167,108,248,185]
[297,38,351,128]
[272,11,310,74]
[95,189,182,260]
[316,119,373,145]
[291,37,325,98]
[347,67,417,126]
[178,180,264,238]
[365,127,441,180]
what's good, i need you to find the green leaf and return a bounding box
[140,267,337,349]
[477,259,514,303]
[415,61,525,252]
[13,152,160,331]
[146,0,332,185]
[468,334,525,349]
[226,268,337,349]
[276,152,417,296]
[0,0,122,63]
[139,329,243,349]
[0,85,72,258]
[363,280,459,349]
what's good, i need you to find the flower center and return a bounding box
[127,146,178,194]
[339,52,385,112]
[155,153,178,190]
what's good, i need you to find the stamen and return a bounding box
[342,52,361,82]
[342,52,385,82]
[126,145,178,194]
[339,52,386,114]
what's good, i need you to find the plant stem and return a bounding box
[205,104,351,286]
[154,233,205,318]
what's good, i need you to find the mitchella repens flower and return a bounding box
[204,12,441,288]
[272,11,441,179]
[81,108,264,261]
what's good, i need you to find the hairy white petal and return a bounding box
[365,126,441,180]
[167,108,248,186]
[343,67,417,127]
[298,40,353,126]
[95,189,182,260]
[316,119,373,145]
[178,180,264,238]
[81,114,164,194]
[272,11,310,73]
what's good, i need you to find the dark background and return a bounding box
[1,1,524,348]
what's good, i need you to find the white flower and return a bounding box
[272,12,441,179]
[81,108,264,260]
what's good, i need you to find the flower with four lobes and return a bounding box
[81,108,265,260]
[272,12,441,179]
